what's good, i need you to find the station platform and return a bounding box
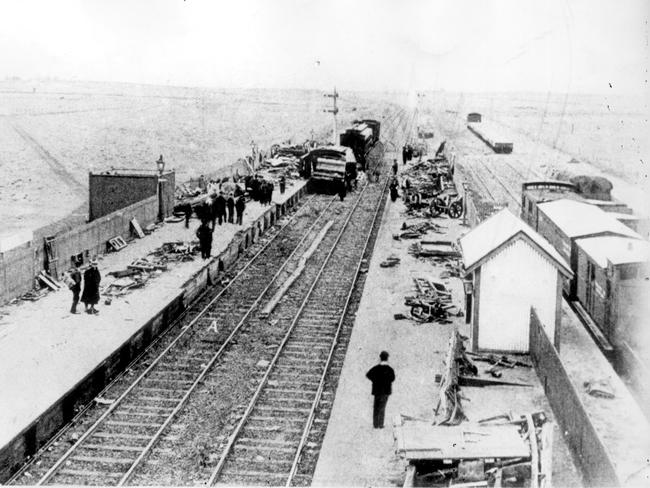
[0,180,307,480]
[311,162,583,486]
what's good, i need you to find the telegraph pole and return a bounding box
[324,87,339,145]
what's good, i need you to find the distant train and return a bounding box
[520,180,649,378]
[300,119,381,192]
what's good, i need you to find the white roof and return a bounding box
[460,208,572,276]
[577,236,650,268]
[538,199,641,239]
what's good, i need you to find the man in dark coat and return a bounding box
[180,202,192,228]
[402,145,407,165]
[267,182,274,204]
[235,195,246,225]
[279,175,286,194]
[81,260,101,315]
[69,263,82,314]
[196,222,213,259]
[226,195,235,223]
[338,178,347,201]
[392,158,398,175]
[214,192,226,225]
[366,351,395,428]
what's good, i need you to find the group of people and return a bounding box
[194,192,247,259]
[245,174,276,205]
[66,260,101,315]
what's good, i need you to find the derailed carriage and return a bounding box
[300,146,358,193]
[339,119,381,171]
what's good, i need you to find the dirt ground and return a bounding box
[311,161,582,487]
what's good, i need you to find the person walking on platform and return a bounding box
[389,177,399,202]
[235,195,246,225]
[214,192,226,225]
[68,263,82,314]
[180,202,192,228]
[81,259,101,315]
[267,181,274,205]
[227,195,235,223]
[338,178,347,201]
[366,351,395,429]
[279,174,286,194]
[392,158,398,176]
[402,145,407,165]
[196,222,213,259]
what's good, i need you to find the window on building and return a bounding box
[619,266,638,280]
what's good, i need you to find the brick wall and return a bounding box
[529,308,619,487]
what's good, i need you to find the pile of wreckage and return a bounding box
[394,330,552,488]
[401,142,462,219]
[400,277,461,324]
[264,142,311,171]
[103,241,199,299]
[392,221,462,278]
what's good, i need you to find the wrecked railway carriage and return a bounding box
[339,119,381,171]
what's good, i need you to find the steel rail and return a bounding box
[285,177,390,486]
[207,180,371,486]
[35,193,331,486]
[115,195,340,486]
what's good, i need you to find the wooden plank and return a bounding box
[130,218,145,238]
[38,272,60,291]
[526,414,539,488]
[403,464,416,487]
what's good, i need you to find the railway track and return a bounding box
[14,177,389,486]
[206,179,388,486]
[11,193,338,485]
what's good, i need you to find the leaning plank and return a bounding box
[38,272,60,291]
[130,218,146,238]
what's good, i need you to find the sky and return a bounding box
[0,0,647,94]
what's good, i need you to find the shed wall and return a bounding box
[476,239,557,352]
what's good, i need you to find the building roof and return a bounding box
[576,236,650,268]
[460,208,572,276]
[538,199,641,239]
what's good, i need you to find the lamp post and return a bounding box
[156,155,165,222]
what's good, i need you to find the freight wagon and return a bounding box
[467,121,513,153]
[520,181,649,385]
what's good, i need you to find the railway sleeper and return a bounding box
[225,456,293,472]
[54,468,122,480]
[264,388,317,399]
[254,405,310,416]
[91,431,152,442]
[256,398,315,410]
[273,363,323,374]
[220,470,288,485]
[231,444,295,457]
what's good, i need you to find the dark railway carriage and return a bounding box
[339,119,381,170]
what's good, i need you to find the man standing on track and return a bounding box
[366,351,395,429]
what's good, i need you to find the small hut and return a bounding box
[460,209,572,352]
